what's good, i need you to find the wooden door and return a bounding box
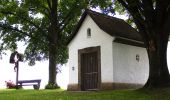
[81,51,98,91]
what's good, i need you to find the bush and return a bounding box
[45,83,60,89]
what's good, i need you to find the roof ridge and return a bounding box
[86,9,125,22]
[85,9,142,42]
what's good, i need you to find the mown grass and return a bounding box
[0,88,170,100]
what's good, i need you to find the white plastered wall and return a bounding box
[68,15,114,85]
[112,42,149,84]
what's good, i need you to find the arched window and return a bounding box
[136,54,140,62]
[87,28,91,38]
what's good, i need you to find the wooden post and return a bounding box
[15,61,19,89]
[9,51,22,89]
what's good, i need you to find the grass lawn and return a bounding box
[0,88,170,100]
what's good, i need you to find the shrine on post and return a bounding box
[9,51,23,89]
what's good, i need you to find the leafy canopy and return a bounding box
[0,0,112,65]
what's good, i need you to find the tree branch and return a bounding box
[41,4,51,19]
[58,16,72,34]
[138,0,156,40]
[46,0,52,11]
[58,0,81,34]
[155,0,170,29]
[140,0,155,25]
[49,0,58,25]
[0,11,48,38]
[58,0,80,26]
[162,4,170,38]
[117,0,145,32]
[117,0,150,46]
[0,23,32,38]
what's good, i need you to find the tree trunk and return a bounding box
[47,20,59,88]
[47,27,60,89]
[144,37,170,89]
[48,43,57,85]
[46,0,59,89]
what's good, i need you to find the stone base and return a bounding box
[101,82,113,90]
[67,82,143,91]
[112,82,143,90]
[67,84,80,91]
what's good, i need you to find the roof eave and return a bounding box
[114,37,145,48]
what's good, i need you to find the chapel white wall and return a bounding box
[112,43,149,84]
[68,15,114,85]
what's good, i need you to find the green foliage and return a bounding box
[0,0,112,65]
[114,1,126,15]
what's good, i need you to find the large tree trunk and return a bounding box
[48,43,57,85]
[47,26,60,89]
[47,19,59,88]
[46,0,59,89]
[46,20,60,89]
[116,0,170,89]
[144,36,170,89]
